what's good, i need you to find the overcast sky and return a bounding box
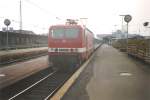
[0,0,150,35]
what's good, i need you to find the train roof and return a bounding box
[50,24,82,28]
[50,24,94,34]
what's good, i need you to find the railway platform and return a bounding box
[0,47,48,65]
[62,44,150,100]
[0,47,47,57]
[0,56,49,89]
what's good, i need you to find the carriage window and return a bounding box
[51,29,64,39]
[65,29,79,39]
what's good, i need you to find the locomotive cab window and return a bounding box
[51,28,79,39]
[65,28,79,39]
[51,29,64,39]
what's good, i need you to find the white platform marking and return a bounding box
[120,72,132,76]
[0,74,5,77]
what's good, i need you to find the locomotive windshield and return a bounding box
[51,28,79,39]
[52,29,64,39]
[65,28,79,38]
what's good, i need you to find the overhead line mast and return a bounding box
[20,0,22,32]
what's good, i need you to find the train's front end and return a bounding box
[48,25,83,70]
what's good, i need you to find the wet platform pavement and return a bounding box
[62,44,150,100]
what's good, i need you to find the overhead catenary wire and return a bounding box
[24,0,61,20]
[21,0,65,33]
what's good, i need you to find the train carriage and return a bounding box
[48,23,94,70]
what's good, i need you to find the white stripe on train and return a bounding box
[48,47,91,53]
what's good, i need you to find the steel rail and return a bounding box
[8,70,57,100]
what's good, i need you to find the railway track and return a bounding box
[0,66,76,100]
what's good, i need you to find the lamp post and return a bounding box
[4,19,11,50]
[114,25,117,32]
[119,15,126,32]
[20,0,22,33]
[143,22,150,35]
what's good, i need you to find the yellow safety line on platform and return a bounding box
[50,54,95,100]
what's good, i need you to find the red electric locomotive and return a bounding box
[48,20,94,70]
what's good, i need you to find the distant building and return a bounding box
[2,27,7,32]
[112,30,127,39]
[97,34,111,39]
[97,34,113,44]
[9,27,14,32]
[112,30,144,40]
[13,30,35,34]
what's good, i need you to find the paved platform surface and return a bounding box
[0,56,49,89]
[0,47,47,57]
[62,44,150,100]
